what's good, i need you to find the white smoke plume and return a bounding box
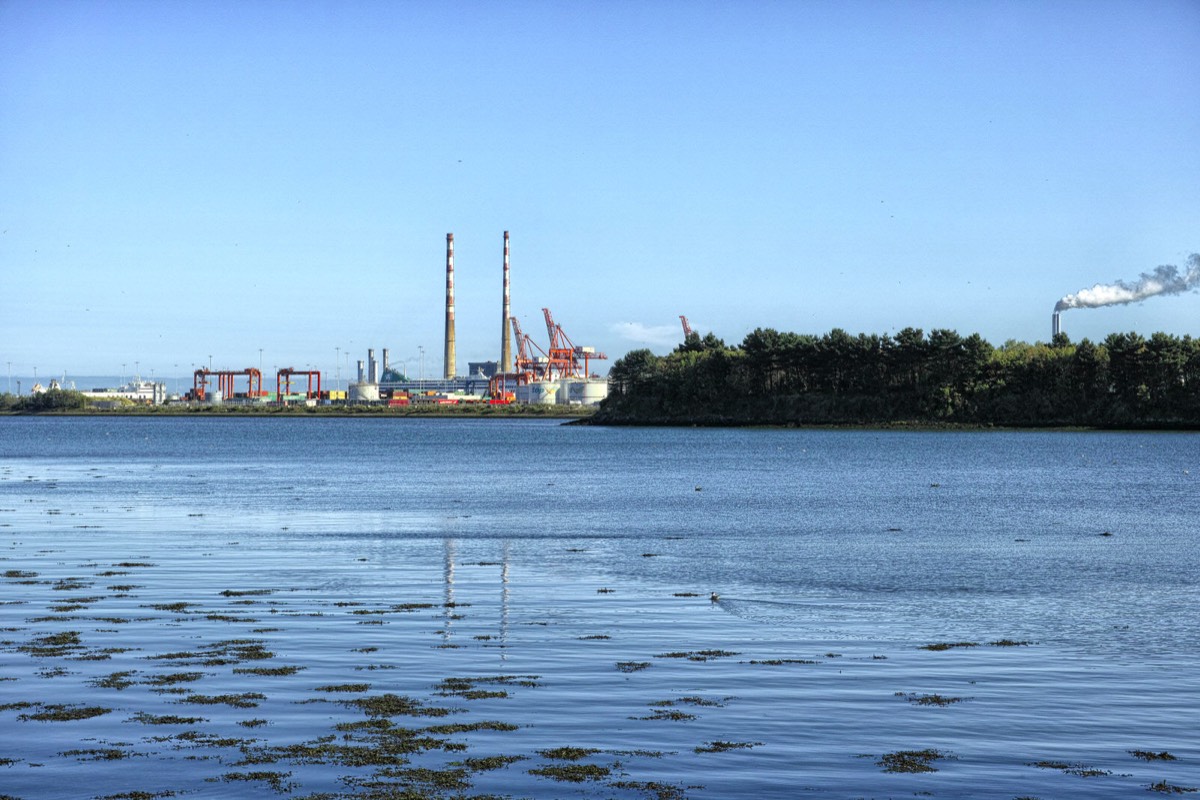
[1055,253,1200,312]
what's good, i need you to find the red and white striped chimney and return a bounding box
[500,231,512,373]
[444,233,456,380]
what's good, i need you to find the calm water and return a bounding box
[1,417,1198,798]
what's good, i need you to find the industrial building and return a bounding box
[139,230,610,409]
[342,230,610,408]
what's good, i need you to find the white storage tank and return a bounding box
[516,380,559,405]
[349,382,380,403]
[566,379,608,406]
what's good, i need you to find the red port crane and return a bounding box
[276,368,321,404]
[192,368,265,402]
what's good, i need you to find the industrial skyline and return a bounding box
[2,2,1198,377]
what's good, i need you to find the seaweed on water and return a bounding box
[920,641,979,651]
[695,741,761,754]
[895,692,967,706]
[181,692,266,709]
[1149,781,1199,794]
[529,763,611,782]
[878,748,948,773]
[18,703,112,721]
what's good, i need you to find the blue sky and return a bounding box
[2,0,1198,381]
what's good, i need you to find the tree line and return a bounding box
[597,328,1200,427]
[0,389,89,413]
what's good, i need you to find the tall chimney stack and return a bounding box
[1052,311,1061,339]
[500,231,513,373]
[444,233,456,380]
[368,348,377,384]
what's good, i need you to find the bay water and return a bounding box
[1,417,1197,798]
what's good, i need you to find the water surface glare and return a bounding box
[0,417,1197,798]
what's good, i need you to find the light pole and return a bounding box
[335,347,341,391]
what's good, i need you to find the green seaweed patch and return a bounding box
[315,683,370,693]
[611,780,690,800]
[435,675,541,699]
[238,718,268,728]
[3,570,37,578]
[113,562,156,568]
[18,630,83,656]
[1149,781,1199,794]
[204,613,259,623]
[539,746,600,761]
[1030,760,1112,777]
[214,771,293,793]
[1130,750,1177,761]
[219,589,273,597]
[96,792,179,799]
[60,747,141,761]
[654,649,740,661]
[52,579,91,591]
[19,703,112,721]
[896,692,967,706]
[747,658,820,665]
[181,692,266,708]
[233,665,304,676]
[579,634,611,640]
[147,602,191,613]
[348,693,457,718]
[423,721,520,734]
[90,670,138,690]
[529,763,611,782]
[142,672,205,686]
[878,748,948,773]
[695,740,761,754]
[920,642,979,651]
[635,709,697,721]
[458,754,527,771]
[654,696,728,708]
[990,639,1033,647]
[617,661,651,673]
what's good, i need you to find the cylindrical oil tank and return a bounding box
[516,380,559,405]
[567,379,609,406]
[349,382,380,403]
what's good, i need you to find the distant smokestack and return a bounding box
[500,231,513,373]
[444,233,456,380]
[1056,253,1200,313]
[356,360,364,384]
[368,348,377,384]
[1052,311,1061,339]
[382,348,390,376]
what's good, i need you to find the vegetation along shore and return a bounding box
[592,327,1200,429]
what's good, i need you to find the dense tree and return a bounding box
[599,328,1200,428]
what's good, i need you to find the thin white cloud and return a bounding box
[609,322,681,350]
